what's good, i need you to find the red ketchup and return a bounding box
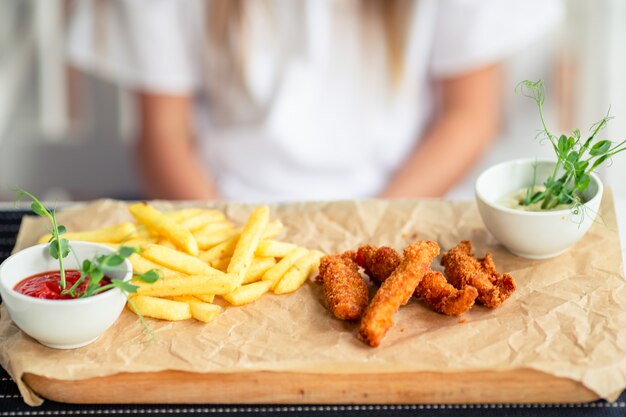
[14,270,111,300]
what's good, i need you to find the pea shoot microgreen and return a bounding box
[13,188,70,289]
[517,80,626,210]
[13,188,159,298]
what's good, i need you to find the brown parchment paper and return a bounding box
[1,193,626,406]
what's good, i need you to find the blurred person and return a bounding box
[67,0,562,201]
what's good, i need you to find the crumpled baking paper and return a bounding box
[1,193,625,406]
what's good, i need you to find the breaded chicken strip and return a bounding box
[355,245,477,316]
[440,241,516,308]
[319,252,369,321]
[354,245,400,286]
[358,241,440,347]
[416,271,478,316]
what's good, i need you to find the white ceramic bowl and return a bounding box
[475,158,603,259]
[0,242,132,349]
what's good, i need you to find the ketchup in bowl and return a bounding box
[14,270,111,300]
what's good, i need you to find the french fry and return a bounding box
[165,208,203,223]
[223,280,273,306]
[37,222,137,244]
[210,257,232,271]
[119,238,157,249]
[130,295,191,321]
[141,244,223,276]
[199,221,283,263]
[136,274,236,296]
[193,220,233,237]
[255,240,298,258]
[134,226,158,239]
[196,228,242,250]
[129,253,184,280]
[199,236,239,263]
[243,257,276,284]
[179,211,227,232]
[129,202,199,256]
[194,294,216,303]
[122,203,320,324]
[262,220,283,239]
[169,295,196,302]
[262,247,308,284]
[228,206,270,286]
[273,251,323,294]
[212,256,275,282]
[189,302,221,323]
[170,296,222,322]
[157,238,177,250]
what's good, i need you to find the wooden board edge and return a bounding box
[23,369,600,405]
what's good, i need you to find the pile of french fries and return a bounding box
[37,203,323,323]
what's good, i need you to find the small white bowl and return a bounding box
[0,242,132,349]
[475,158,603,259]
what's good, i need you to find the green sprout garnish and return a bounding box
[13,188,158,297]
[67,246,159,298]
[517,80,626,210]
[14,188,70,288]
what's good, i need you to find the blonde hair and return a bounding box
[362,0,414,86]
[207,0,414,93]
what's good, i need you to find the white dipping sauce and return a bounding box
[497,187,574,212]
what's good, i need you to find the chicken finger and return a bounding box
[416,270,478,316]
[441,241,516,308]
[354,245,401,285]
[358,241,439,347]
[356,244,477,316]
[319,252,369,321]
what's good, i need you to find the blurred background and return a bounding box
[1,0,625,202]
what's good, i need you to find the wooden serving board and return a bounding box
[6,197,626,405]
[23,369,598,404]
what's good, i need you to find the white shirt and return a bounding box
[67,0,562,202]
